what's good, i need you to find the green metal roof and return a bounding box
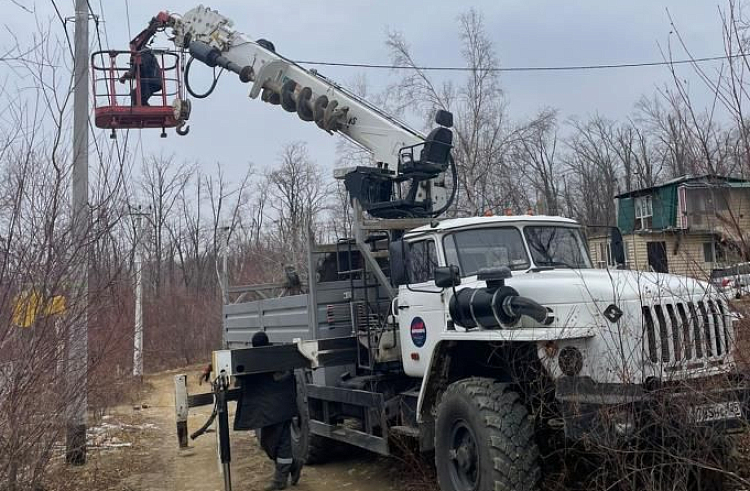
[615,174,749,199]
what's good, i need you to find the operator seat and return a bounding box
[343,109,455,218]
[419,126,453,168]
[402,109,454,177]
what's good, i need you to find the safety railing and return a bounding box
[91,49,182,112]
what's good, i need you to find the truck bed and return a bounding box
[224,280,356,347]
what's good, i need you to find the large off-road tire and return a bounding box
[290,371,333,465]
[688,435,734,491]
[435,377,541,491]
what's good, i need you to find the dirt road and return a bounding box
[47,365,750,491]
[55,368,421,491]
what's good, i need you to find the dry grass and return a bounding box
[387,435,438,491]
[44,411,160,491]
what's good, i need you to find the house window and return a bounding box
[409,240,438,284]
[703,240,731,264]
[597,242,615,267]
[597,243,608,268]
[597,240,629,267]
[686,188,730,228]
[703,242,715,263]
[635,195,653,230]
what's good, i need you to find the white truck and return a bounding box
[118,6,749,491]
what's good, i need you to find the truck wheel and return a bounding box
[290,371,331,465]
[688,435,733,491]
[435,378,541,491]
[693,468,725,491]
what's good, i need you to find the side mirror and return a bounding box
[389,240,409,286]
[435,265,461,288]
[610,227,626,268]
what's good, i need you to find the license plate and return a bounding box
[689,401,743,423]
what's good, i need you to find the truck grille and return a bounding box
[642,300,731,365]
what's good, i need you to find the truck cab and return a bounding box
[384,215,747,491]
[392,214,742,415]
[394,215,592,378]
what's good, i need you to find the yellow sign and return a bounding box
[11,291,66,328]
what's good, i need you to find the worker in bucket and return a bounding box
[234,331,303,490]
[119,48,162,106]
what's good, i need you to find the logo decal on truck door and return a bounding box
[410,317,427,347]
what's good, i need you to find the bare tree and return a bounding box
[513,109,562,215]
[266,142,331,274]
[565,116,621,225]
[138,155,192,295]
[387,9,524,215]
[0,21,136,489]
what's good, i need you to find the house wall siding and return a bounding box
[592,233,717,281]
[623,233,716,280]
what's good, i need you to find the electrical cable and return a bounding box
[49,0,73,57]
[87,0,129,174]
[184,56,224,99]
[430,155,458,218]
[123,0,132,40]
[294,53,745,73]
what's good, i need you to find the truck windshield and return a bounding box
[523,226,592,269]
[443,227,530,276]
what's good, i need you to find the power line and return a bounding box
[49,0,73,57]
[86,1,107,166]
[294,54,744,72]
[96,0,110,47]
[64,4,735,75]
[87,0,130,177]
[124,0,132,40]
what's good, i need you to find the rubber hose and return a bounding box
[505,296,550,324]
[429,155,458,218]
[190,402,218,440]
[185,56,221,99]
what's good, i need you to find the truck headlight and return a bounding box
[603,407,636,437]
[558,347,583,376]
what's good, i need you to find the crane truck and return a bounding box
[110,6,750,491]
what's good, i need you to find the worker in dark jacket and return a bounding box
[234,331,303,490]
[119,49,162,106]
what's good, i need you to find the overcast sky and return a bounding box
[3,1,729,181]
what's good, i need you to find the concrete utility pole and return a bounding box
[66,0,89,465]
[132,206,146,378]
[220,224,230,349]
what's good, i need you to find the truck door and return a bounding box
[398,238,446,377]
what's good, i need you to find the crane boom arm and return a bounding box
[171,6,425,165]
[152,5,456,218]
